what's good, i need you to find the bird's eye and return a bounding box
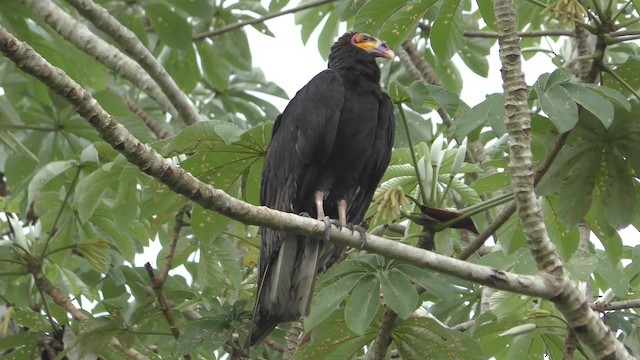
[361,35,369,42]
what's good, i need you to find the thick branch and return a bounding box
[23,0,179,118]
[0,25,559,300]
[192,0,338,41]
[368,308,397,360]
[493,0,632,358]
[64,0,201,125]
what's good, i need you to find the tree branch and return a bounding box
[418,24,575,38]
[192,0,338,41]
[0,24,560,300]
[64,0,201,125]
[493,0,632,358]
[23,0,178,118]
[368,307,397,360]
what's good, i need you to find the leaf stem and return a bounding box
[396,104,429,204]
[602,65,640,101]
[41,167,81,258]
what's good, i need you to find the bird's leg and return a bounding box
[315,191,332,242]
[338,200,347,228]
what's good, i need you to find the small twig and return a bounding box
[118,91,173,140]
[161,206,190,281]
[464,29,575,38]
[144,262,190,360]
[193,0,338,41]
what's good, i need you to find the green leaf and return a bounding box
[297,309,377,359]
[379,268,418,319]
[354,0,405,35]
[306,272,363,331]
[543,196,579,260]
[586,206,623,263]
[544,68,574,89]
[557,150,600,227]
[407,82,462,116]
[269,0,290,11]
[28,160,78,206]
[561,83,614,128]
[344,275,380,335]
[587,85,631,111]
[378,0,438,50]
[431,0,464,60]
[144,3,192,50]
[394,317,484,359]
[600,152,638,229]
[191,204,231,242]
[454,93,505,141]
[389,81,411,104]
[595,250,629,297]
[459,37,491,77]
[536,84,579,133]
[76,239,111,273]
[604,58,640,97]
[169,0,212,18]
[470,172,511,195]
[476,0,497,30]
[175,318,231,356]
[75,167,117,224]
[197,42,231,92]
[161,46,199,93]
[112,166,139,229]
[13,310,50,332]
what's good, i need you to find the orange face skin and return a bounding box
[351,32,395,59]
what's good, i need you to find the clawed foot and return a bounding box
[323,216,332,242]
[347,224,368,250]
[299,212,311,218]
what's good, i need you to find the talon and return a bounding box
[299,212,311,218]
[330,219,343,232]
[323,216,332,242]
[354,225,368,250]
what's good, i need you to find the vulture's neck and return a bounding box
[328,55,381,84]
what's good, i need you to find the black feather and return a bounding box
[247,31,395,348]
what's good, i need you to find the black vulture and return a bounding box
[247,32,396,347]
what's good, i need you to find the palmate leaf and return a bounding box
[394,317,484,359]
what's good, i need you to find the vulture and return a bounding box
[247,32,396,347]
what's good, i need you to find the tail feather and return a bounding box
[246,234,321,348]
